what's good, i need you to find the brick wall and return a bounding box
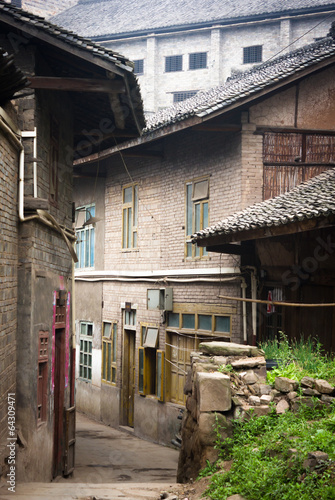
[0,117,19,472]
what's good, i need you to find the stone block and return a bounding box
[300,376,315,388]
[197,371,231,412]
[198,412,232,446]
[302,388,321,397]
[314,379,334,394]
[249,395,260,406]
[199,341,264,357]
[321,394,335,404]
[276,399,289,414]
[184,370,192,395]
[259,384,272,395]
[275,377,299,393]
[213,356,229,365]
[231,356,266,369]
[241,370,257,385]
[260,394,272,404]
[288,391,298,400]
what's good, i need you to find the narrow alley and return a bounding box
[0,412,181,500]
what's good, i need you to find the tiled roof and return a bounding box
[52,0,335,39]
[0,1,133,72]
[192,168,335,242]
[145,34,335,132]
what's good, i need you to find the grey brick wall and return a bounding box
[0,116,19,470]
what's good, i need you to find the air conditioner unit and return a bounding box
[147,288,173,311]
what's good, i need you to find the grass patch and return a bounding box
[200,335,335,499]
[261,334,335,385]
[204,403,335,500]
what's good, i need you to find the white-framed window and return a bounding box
[102,322,117,384]
[165,55,183,72]
[185,178,209,258]
[75,204,95,268]
[122,184,138,249]
[79,322,93,381]
[189,52,207,70]
[243,45,262,64]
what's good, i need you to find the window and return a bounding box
[185,178,209,258]
[102,322,117,384]
[134,59,144,74]
[122,184,138,249]
[75,205,95,268]
[243,45,262,64]
[166,306,231,405]
[172,91,198,103]
[37,331,48,422]
[189,52,207,70]
[79,322,93,381]
[138,324,164,401]
[125,308,136,326]
[165,55,183,72]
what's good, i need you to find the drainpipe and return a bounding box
[241,278,247,344]
[0,114,38,222]
[22,128,37,198]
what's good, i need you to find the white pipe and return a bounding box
[22,128,37,198]
[75,267,240,279]
[241,278,247,343]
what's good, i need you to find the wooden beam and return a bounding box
[192,123,241,132]
[196,215,335,248]
[122,150,163,158]
[27,76,125,93]
[256,126,335,136]
[206,243,244,255]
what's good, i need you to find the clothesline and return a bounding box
[218,295,335,307]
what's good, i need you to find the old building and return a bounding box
[72,31,335,445]
[5,0,78,18]
[53,0,335,113]
[192,169,335,352]
[0,1,143,482]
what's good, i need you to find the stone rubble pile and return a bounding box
[177,341,335,483]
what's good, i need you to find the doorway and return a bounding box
[123,329,135,427]
[53,327,65,477]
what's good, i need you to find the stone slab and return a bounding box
[197,371,231,412]
[199,341,264,357]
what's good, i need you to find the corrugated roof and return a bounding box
[52,0,335,39]
[145,34,335,132]
[192,168,335,242]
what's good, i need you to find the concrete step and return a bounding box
[0,481,179,500]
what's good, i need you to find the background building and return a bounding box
[53,0,335,113]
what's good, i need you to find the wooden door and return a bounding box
[53,328,65,478]
[167,333,196,405]
[124,330,135,427]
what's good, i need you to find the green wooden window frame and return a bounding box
[122,184,138,249]
[102,322,117,384]
[185,179,209,259]
[75,204,95,269]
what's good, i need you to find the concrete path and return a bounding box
[0,412,181,500]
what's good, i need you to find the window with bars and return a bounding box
[102,322,117,384]
[185,178,209,259]
[122,184,138,249]
[166,309,231,404]
[165,55,183,72]
[189,52,207,70]
[79,322,93,381]
[37,331,48,422]
[172,91,198,103]
[75,205,95,268]
[263,132,335,199]
[243,45,262,64]
[134,59,144,74]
